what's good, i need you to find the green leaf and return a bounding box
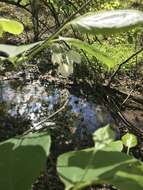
[58,50,81,77]
[52,53,63,64]
[69,10,143,35]
[122,133,137,149]
[51,49,81,77]
[0,42,42,58]
[104,140,123,152]
[92,42,134,67]
[57,144,143,190]
[0,25,3,37]
[0,18,24,35]
[0,132,51,190]
[66,50,81,64]
[58,62,73,77]
[20,0,30,6]
[93,125,116,150]
[58,37,115,69]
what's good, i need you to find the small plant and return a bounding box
[57,125,143,190]
[122,133,138,155]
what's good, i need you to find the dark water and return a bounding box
[0,79,113,139]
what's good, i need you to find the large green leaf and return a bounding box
[69,10,143,35]
[0,42,42,58]
[0,132,51,190]
[58,37,115,69]
[57,143,143,190]
[0,18,24,36]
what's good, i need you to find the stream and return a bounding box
[0,78,116,141]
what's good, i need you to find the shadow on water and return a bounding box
[0,79,114,141]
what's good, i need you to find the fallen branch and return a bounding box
[121,89,134,105]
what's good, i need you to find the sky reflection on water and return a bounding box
[0,80,112,135]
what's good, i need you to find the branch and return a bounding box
[108,47,143,86]
[25,0,93,59]
[23,98,69,134]
[43,0,60,27]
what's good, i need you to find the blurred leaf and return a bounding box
[57,144,143,190]
[101,140,123,152]
[93,125,116,149]
[92,42,135,68]
[66,50,81,64]
[69,10,143,35]
[20,0,30,6]
[0,18,24,35]
[0,42,42,58]
[3,0,30,6]
[58,37,115,69]
[122,133,137,149]
[0,132,51,190]
[58,50,81,77]
[58,62,73,77]
[52,49,81,77]
[51,53,63,64]
[0,25,3,37]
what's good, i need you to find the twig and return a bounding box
[108,47,143,86]
[106,95,143,139]
[23,98,69,135]
[121,89,134,105]
[43,0,60,27]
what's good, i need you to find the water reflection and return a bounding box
[0,79,113,137]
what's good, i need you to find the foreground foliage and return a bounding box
[0,132,51,190]
[57,126,143,190]
[0,5,143,190]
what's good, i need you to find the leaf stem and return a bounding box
[127,147,130,155]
